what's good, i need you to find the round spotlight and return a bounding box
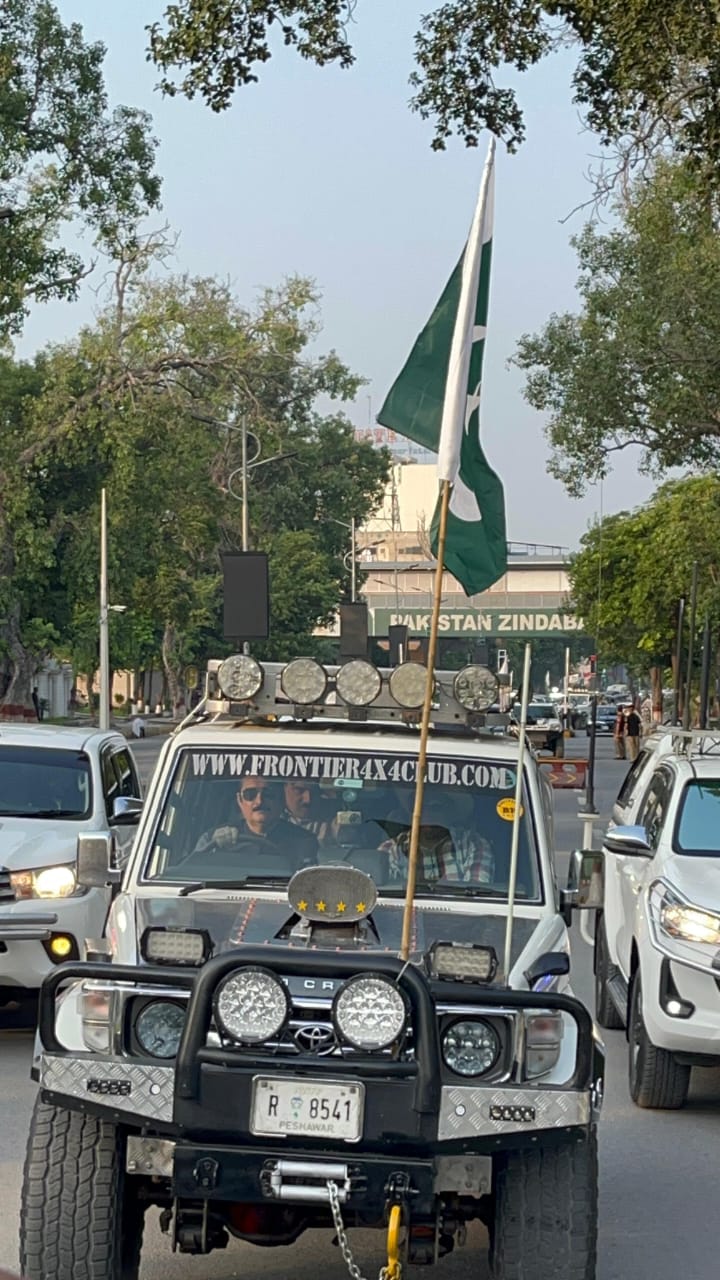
[333,974,408,1051]
[336,660,382,707]
[217,654,264,701]
[442,1019,500,1077]
[135,1001,186,1059]
[389,662,430,710]
[281,658,327,704]
[453,665,499,712]
[214,967,289,1045]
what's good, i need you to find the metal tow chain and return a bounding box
[327,1180,400,1280]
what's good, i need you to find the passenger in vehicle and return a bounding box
[379,790,494,885]
[195,776,318,861]
[284,780,338,845]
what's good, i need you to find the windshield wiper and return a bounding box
[177,876,289,897]
[0,808,81,818]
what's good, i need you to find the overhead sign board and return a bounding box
[370,608,585,637]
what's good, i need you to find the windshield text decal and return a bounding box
[189,751,516,791]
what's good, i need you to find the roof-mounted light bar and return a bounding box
[208,657,506,731]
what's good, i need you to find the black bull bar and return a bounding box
[38,947,598,1115]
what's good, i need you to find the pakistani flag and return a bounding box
[377,138,506,596]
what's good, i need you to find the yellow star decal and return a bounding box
[336,901,347,913]
[297,899,308,913]
[355,901,366,913]
[315,900,327,912]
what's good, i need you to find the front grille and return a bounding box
[0,867,13,903]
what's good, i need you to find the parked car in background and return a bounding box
[511,701,564,756]
[0,726,143,1004]
[587,704,618,736]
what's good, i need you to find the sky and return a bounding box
[22,1,658,550]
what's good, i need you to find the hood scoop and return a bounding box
[285,864,380,948]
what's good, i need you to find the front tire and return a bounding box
[594,915,624,1030]
[20,1099,144,1280]
[628,972,690,1109]
[490,1131,597,1279]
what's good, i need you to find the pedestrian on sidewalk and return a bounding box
[613,706,627,759]
[626,706,641,760]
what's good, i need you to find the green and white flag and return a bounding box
[377,138,506,596]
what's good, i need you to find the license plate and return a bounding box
[250,1077,364,1142]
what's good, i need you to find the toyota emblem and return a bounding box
[294,1024,337,1055]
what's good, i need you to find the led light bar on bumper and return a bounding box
[214,967,290,1045]
[332,973,408,1050]
[141,927,211,966]
[428,941,498,984]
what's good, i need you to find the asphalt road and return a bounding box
[1,734,719,1279]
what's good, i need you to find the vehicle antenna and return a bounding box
[503,642,532,982]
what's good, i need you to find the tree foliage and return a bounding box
[0,0,160,339]
[148,1,720,179]
[513,161,720,496]
[0,247,389,708]
[568,476,720,686]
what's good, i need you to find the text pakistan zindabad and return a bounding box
[190,751,516,790]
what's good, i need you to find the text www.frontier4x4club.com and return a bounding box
[190,750,516,790]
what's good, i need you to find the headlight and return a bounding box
[214,967,290,1044]
[650,881,720,947]
[281,658,327,704]
[336,659,382,707]
[333,974,408,1050]
[135,1000,186,1059]
[389,662,430,709]
[217,653,264,700]
[453,665,498,711]
[11,864,79,900]
[442,1019,500,1076]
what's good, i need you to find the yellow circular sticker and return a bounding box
[497,798,524,821]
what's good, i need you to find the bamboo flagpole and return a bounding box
[395,140,499,962]
[399,480,451,961]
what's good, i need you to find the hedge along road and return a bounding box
[1,738,719,1278]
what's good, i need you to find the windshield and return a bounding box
[674,780,720,856]
[0,746,92,819]
[144,746,541,902]
[525,705,556,719]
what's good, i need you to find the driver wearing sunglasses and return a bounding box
[196,775,318,861]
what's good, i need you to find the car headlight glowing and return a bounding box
[336,659,382,707]
[650,881,720,948]
[281,658,327,704]
[333,974,408,1050]
[214,967,290,1044]
[135,1000,186,1059]
[217,653,264,701]
[11,865,79,900]
[442,1019,500,1076]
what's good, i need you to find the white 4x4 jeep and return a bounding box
[22,658,603,1280]
[595,728,720,1108]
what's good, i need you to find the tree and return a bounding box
[513,161,720,497]
[0,247,390,709]
[0,0,160,339]
[148,2,720,182]
[568,476,720,713]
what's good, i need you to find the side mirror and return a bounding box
[76,833,121,889]
[561,849,604,922]
[111,795,143,826]
[604,824,652,857]
[524,951,571,989]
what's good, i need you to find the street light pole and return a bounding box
[99,488,110,731]
[351,516,357,603]
[241,415,249,553]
